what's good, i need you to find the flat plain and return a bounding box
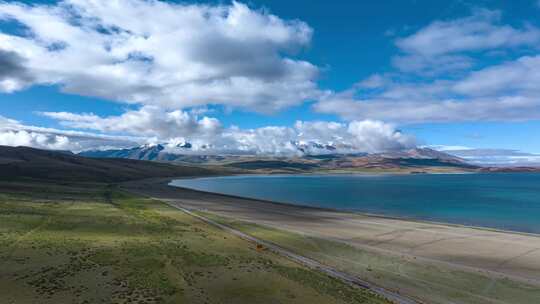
[0,180,390,304]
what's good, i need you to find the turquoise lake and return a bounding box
[170,173,540,234]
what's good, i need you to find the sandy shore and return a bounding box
[122,178,540,288]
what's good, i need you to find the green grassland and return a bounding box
[201,212,540,304]
[0,180,390,304]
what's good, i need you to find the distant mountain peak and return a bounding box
[176,142,192,149]
[375,147,464,162]
[290,140,341,154]
[140,143,165,150]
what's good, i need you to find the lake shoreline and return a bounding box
[122,176,540,289]
[169,177,540,237]
[166,173,540,237]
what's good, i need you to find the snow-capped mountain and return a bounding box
[79,143,166,161]
[289,141,343,154]
[79,142,229,163]
[375,147,465,163]
[78,143,470,169]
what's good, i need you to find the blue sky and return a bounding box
[1,0,540,156]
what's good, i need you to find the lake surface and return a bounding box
[170,173,540,234]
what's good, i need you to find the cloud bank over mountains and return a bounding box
[1,113,414,155]
[432,146,540,166]
[32,109,415,154]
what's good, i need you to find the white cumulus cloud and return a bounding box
[393,9,540,75]
[315,10,540,124]
[0,0,319,112]
[41,106,222,140]
[0,129,71,150]
[396,9,540,56]
[0,115,141,152]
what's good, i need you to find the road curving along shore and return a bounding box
[123,178,540,304]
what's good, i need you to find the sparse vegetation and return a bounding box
[0,180,390,303]
[201,212,540,304]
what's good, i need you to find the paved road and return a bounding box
[163,200,421,304]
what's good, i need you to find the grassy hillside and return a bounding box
[222,156,478,174]
[0,180,390,304]
[226,160,319,171]
[0,146,219,182]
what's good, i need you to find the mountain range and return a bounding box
[2,144,539,182]
[80,142,458,160]
[78,143,478,173]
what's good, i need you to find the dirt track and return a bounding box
[165,202,419,304]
